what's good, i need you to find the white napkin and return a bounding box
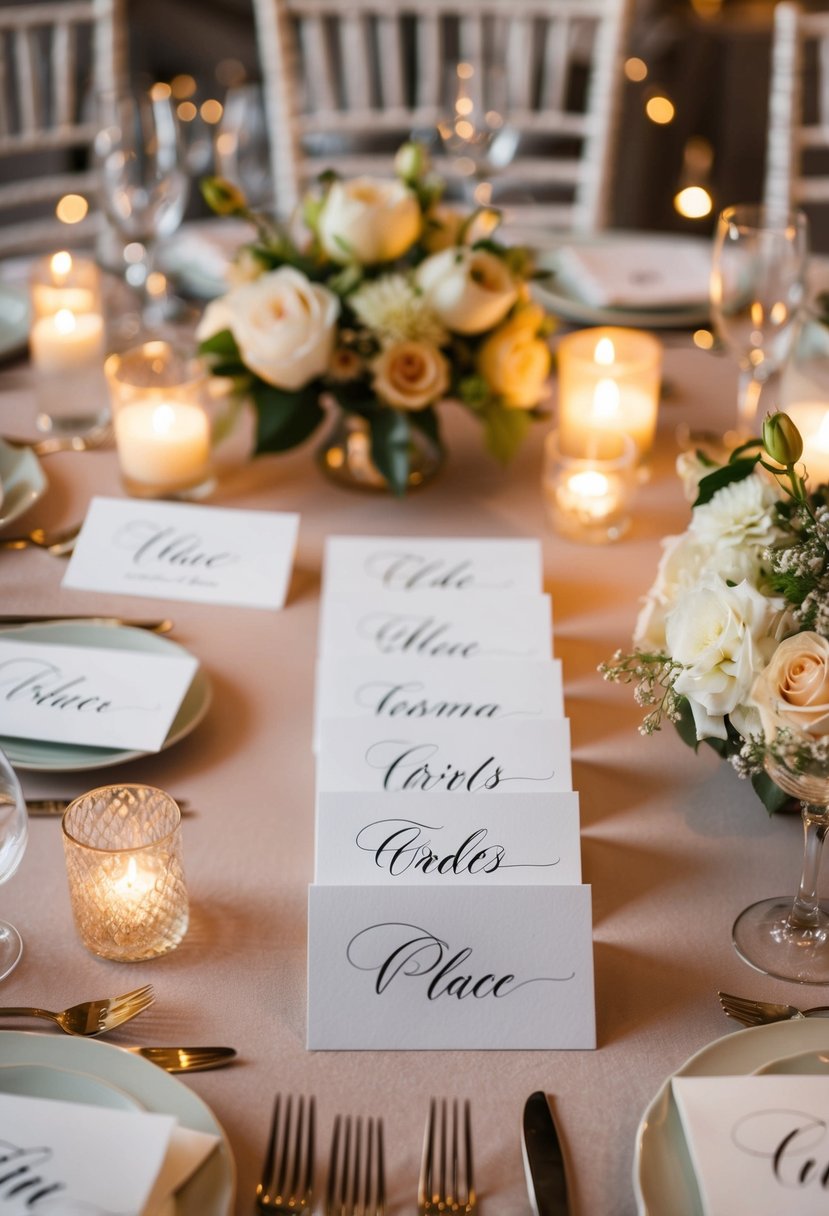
[0,1091,219,1215]
[159,219,255,292]
[673,1074,829,1216]
[553,238,710,308]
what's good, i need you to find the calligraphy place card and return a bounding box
[63,496,299,609]
[315,717,572,795]
[315,790,582,885]
[307,883,595,1049]
[0,637,198,751]
[673,1075,829,1216]
[323,535,543,596]
[318,589,553,662]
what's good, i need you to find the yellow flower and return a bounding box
[477,304,551,408]
[201,176,247,216]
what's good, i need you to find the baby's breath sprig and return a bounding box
[598,650,685,735]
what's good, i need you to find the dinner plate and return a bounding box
[0,621,211,772]
[515,229,712,329]
[634,1019,829,1215]
[755,1048,829,1075]
[0,438,47,530]
[0,1030,235,1215]
[0,282,29,362]
[0,1062,140,1110]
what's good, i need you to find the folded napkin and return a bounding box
[0,1091,219,1215]
[673,1074,829,1216]
[553,238,711,309]
[159,219,255,294]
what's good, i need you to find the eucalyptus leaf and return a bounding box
[369,409,411,497]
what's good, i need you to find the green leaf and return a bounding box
[209,361,248,379]
[673,698,700,751]
[408,405,443,450]
[693,455,761,507]
[198,329,240,359]
[250,381,325,453]
[751,769,793,815]
[480,404,532,464]
[369,409,411,497]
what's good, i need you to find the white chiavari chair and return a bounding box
[251,0,632,231]
[0,0,125,257]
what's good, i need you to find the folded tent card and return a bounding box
[321,535,544,596]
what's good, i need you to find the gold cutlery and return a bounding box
[27,797,191,817]
[0,522,82,555]
[419,1098,475,1216]
[257,1094,316,1212]
[327,1112,386,1216]
[0,614,173,633]
[126,1045,237,1072]
[0,985,155,1036]
[719,989,829,1026]
[3,425,114,457]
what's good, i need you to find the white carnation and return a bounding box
[689,474,780,552]
[350,275,447,346]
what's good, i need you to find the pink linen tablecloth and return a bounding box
[0,343,812,1215]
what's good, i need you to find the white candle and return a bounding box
[109,855,156,924]
[557,468,621,522]
[114,399,211,488]
[30,308,105,374]
[30,252,100,318]
[786,402,829,487]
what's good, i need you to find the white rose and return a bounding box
[196,267,339,390]
[318,177,421,265]
[665,575,779,740]
[416,247,517,335]
[372,340,450,410]
[633,532,705,651]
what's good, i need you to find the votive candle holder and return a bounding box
[62,785,189,962]
[543,428,638,544]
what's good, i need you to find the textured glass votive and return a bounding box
[543,428,638,544]
[105,341,214,499]
[62,785,189,962]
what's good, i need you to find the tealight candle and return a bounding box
[543,428,638,544]
[30,308,105,374]
[557,327,662,464]
[785,402,829,487]
[30,251,101,319]
[62,785,189,962]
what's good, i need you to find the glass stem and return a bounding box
[736,366,762,437]
[788,802,829,930]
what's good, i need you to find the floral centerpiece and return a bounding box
[600,413,829,813]
[197,144,553,495]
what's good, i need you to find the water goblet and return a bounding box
[710,203,808,439]
[0,748,28,981]
[436,62,519,206]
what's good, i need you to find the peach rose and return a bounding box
[752,632,829,741]
[477,304,551,408]
[372,340,450,410]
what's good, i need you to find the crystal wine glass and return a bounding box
[710,203,808,439]
[732,755,829,983]
[437,62,519,207]
[95,87,190,335]
[0,748,28,981]
[215,82,272,209]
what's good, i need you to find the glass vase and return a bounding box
[732,757,829,983]
[315,411,443,493]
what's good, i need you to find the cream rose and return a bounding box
[318,177,421,265]
[422,204,499,254]
[197,267,339,390]
[372,340,450,410]
[477,304,551,408]
[416,247,517,335]
[752,632,829,741]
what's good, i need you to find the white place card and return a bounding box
[0,1091,175,1215]
[673,1075,829,1216]
[314,655,563,749]
[318,589,553,662]
[63,496,299,609]
[323,535,542,596]
[0,637,198,751]
[307,884,595,1049]
[315,718,572,794]
[315,791,582,885]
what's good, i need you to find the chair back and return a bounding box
[0,0,125,256]
[252,0,632,231]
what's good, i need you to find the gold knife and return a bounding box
[125,1046,237,1072]
[0,615,173,633]
[28,797,191,817]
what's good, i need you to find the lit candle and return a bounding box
[30,251,100,317]
[107,855,157,929]
[30,308,105,373]
[557,327,662,461]
[557,468,621,522]
[786,402,829,486]
[114,399,211,490]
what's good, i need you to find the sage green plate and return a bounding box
[0,438,47,530]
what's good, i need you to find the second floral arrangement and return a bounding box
[198,144,553,495]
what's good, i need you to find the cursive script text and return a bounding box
[354,818,559,877]
[355,680,503,720]
[114,521,238,570]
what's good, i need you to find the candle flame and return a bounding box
[151,403,177,435]
[124,856,139,889]
[592,377,621,421]
[594,337,615,366]
[569,470,610,498]
[54,308,77,335]
[50,251,72,279]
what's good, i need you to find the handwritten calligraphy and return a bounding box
[354,818,559,877]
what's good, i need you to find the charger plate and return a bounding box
[634,1018,829,1215]
[0,621,211,771]
[0,1030,235,1214]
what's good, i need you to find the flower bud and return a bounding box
[201,176,247,216]
[394,141,429,183]
[763,412,804,465]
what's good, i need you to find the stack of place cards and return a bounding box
[308,536,596,1050]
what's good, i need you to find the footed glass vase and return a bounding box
[733,757,829,983]
[315,411,443,493]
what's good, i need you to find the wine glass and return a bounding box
[732,756,829,983]
[95,86,190,335]
[710,203,808,439]
[215,82,272,209]
[0,748,28,981]
[437,62,519,206]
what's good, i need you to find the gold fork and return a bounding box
[418,1099,475,1215]
[4,425,114,457]
[719,989,829,1026]
[256,1093,316,1212]
[0,984,155,1035]
[326,1113,386,1216]
[0,521,82,555]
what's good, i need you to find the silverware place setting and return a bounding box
[0,984,155,1035]
[419,1098,475,1216]
[719,989,829,1026]
[2,424,114,457]
[326,1112,386,1216]
[125,1045,237,1073]
[0,613,174,632]
[522,1090,570,1216]
[256,1093,316,1213]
